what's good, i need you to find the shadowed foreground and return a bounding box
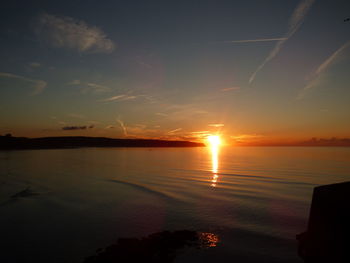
[83,230,218,263]
[297,181,350,262]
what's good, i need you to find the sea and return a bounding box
[1,146,349,262]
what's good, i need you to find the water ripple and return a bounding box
[107,179,180,203]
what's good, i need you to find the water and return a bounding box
[1,147,349,262]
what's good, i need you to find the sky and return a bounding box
[0,0,349,144]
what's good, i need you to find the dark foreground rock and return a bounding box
[297,181,350,262]
[11,187,39,198]
[83,230,218,263]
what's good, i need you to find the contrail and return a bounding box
[297,40,350,99]
[249,0,316,84]
[211,37,287,44]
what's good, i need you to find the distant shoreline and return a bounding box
[0,135,205,150]
[235,144,350,147]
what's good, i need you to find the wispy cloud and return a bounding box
[104,95,125,101]
[86,83,111,93]
[88,120,100,125]
[68,79,81,85]
[221,87,240,92]
[123,124,160,137]
[102,94,137,102]
[116,118,128,136]
[249,0,315,84]
[68,113,86,119]
[231,134,264,143]
[0,72,46,94]
[191,130,209,134]
[62,125,94,130]
[68,80,111,93]
[167,130,214,141]
[297,40,350,99]
[36,13,115,53]
[155,112,168,117]
[138,61,153,69]
[189,130,211,139]
[212,38,287,44]
[167,128,182,134]
[208,124,224,127]
[29,62,41,68]
[154,103,209,123]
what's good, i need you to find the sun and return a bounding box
[207,135,221,147]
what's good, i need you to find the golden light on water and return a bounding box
[198,232,219,248]
[207,135,221,187]
[211,146,219,187]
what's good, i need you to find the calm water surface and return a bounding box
[1,147,349,262]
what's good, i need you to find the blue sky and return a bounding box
[0,0,349,143]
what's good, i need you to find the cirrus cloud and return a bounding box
[221,87,240,92]
[62,125,94,130]
[0,72,46,95]
[35,13,115,53]
[208,124,224,127]
[102,94,137,102]
[68,80,112,94]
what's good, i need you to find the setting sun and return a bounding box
[207,135,221,147]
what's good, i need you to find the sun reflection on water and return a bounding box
[198,232,219,248]
[207,135,221,187]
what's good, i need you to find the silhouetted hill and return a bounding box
[0,135,204,150]
[299,137,350,147]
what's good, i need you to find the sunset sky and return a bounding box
[0,0,349,144]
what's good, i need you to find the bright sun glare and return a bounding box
[207,135,221,147]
